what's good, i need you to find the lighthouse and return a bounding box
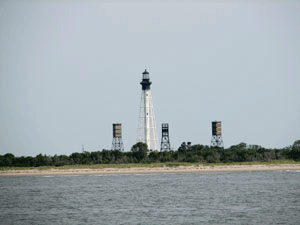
[137,69,159,151]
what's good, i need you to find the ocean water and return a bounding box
[0,171,299,225]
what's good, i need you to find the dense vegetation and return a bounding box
[1,140,300,167]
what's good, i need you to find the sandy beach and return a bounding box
[1,164,300,177]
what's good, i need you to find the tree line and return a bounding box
[1,140,300,167]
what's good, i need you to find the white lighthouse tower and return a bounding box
[137,69,159,151]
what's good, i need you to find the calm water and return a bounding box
[0,171,300,225]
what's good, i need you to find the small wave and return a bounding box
[93,173,155,177]
[42,176,54,178]
[56,175,80,177]
[286,170,300,172]
[121,173,155,176]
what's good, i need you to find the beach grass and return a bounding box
[0,160,299,171]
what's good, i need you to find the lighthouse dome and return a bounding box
[142,69,149,79]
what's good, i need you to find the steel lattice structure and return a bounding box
[137,69,159,151]
[211,121,224,148]
[112,123,124,151]
[161,123,171,151]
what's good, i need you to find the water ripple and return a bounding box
[0,171,299,224]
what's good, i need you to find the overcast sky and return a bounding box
[0,0,299,156]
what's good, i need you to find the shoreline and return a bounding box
[1,164,300,177]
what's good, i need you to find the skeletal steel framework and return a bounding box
[211,121,224,148]
[112,123,124,151]
[161,123,171,151]
[137,69,159,151]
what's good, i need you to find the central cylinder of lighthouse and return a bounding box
[137,69,159,151]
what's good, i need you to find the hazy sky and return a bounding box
[1,0,299,156]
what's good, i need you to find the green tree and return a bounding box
[230,142,247,150]
[34,154,52,166]
[293,140,300,149]
[149,150,160,162]
[178,142,192,152]
[101,150,113,164]
[291,140,300,161]
[70,152,84,164]
[3,153,15,166]
[131,142,148,162]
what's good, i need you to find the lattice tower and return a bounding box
[161,123,171,151]
[211,121,224,148]
[112,123,124,151]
